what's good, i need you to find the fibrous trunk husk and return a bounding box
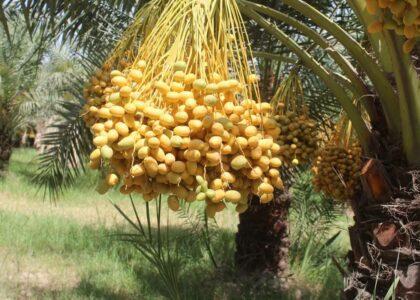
[0,131,12,174]
[344,159,420,299]
[235,189,291,280]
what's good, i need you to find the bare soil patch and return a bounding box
[0,247,79,299]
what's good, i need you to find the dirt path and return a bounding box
[0,247,80,299]
[0,191,131,228]
[0,191,238,229]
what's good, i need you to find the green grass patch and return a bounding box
[0,209,281,299]
[0,211,144,298]
[0,148,127,204]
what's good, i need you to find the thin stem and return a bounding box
[204,214,218,268]
[146,201,152,243]
[157,195,162,257]
[129,195,146,237]
[252,50,296,64]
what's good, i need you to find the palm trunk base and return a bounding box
[235,190,291,279]
[344,161,420,299]
[0,142,12,175]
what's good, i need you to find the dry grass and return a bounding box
[0,191,124,228]
[0,191,239,230]
[0,247,80,299]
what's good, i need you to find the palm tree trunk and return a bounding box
[235,189,291,281]
[0,130,13,174]
[344,159,420,299]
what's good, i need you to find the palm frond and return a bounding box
[33,80,92,200]
[300,68,341,125]
[1,0,147,54]
[289,171,339,247]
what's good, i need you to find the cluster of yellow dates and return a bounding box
[366,0,419,52]
[83,61,285,217]
[311,144,362,201]
[274,109,320,167]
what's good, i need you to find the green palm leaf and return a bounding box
[33,85,93,199]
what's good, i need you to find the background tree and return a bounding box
[0,20,45,173]
[0,12,85,176]
[20,46,82,150]
[235,1,351,278]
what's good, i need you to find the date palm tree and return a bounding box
[0,13,86,178]
[3,1,418,298]
[0,0,352,263]
[0,20,45,173]
[5,1,342,281]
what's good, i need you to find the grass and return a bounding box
[0,148,351,299]
[0,212,142,299]
[0,147,126,204]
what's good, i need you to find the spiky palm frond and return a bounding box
[289,171,340,263]
[23,45,91,200]
[299,68,341,125]
[33,84,93,199]
[1,0,148,51]
[112,196,183,300]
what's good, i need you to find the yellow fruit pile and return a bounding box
[366,0,419,53]
[82,55,135,127]
[82,68,112,127]
[274,110,319,167]
[311,144,362,201]
[271,72,320,167]
[82,0,289,216]
[82,0,164,126]
[86,61,284,216]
